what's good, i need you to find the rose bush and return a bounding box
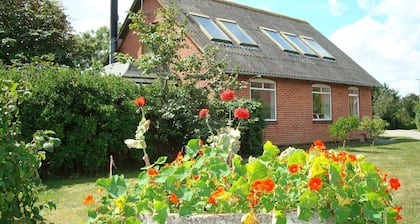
[85,90,402,224]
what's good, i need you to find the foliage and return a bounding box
[414,102,420,130]
[85,99,402,224]
[0,79,59,223]
[2,65,143,176]
[359,116,389,147]
[328,116,360,148]
[0,0,75,66]
[72,26,110,70]
[372,84,419,129]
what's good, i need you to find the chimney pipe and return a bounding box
[110,0,118,64]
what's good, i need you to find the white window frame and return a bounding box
[312,84,332,121]
[259,27,299,54]
[188,13,232,43]
[300,36,335,60]
[250,78,276,121]
[216,18,258,47]
[348,87,359,118]
[281,32,319,57]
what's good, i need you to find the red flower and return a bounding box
[83,194,94,205]
[289,164,302,174]
[220,89,234,101]
[313,140,325,147]
[234,108,250,119]
[247,190,259,207]
[394,206,403,221]
[208,186,225,204]
[134,96,146,107]
[389,178,401,190]
[193,175,200,181]
[199,109,209,118]
[148,168,159,177]
[308,177,323,191]
[348,154,357,162]
[169,193,180,204]
[251,178,276,193]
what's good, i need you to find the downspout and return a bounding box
[109,0,118,64]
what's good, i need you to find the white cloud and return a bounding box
[328,0,346,16]
[61,0,133,33]
[330,0,420,96]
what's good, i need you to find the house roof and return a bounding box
[120,0,380,87]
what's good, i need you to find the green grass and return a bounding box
[38,138,419,224]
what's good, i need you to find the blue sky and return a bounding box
[61,0,420,96]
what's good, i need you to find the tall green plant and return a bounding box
[359,116,389,147]
[0,79,59,223]
[328,116,360,148]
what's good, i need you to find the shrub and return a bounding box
[328,116,360,148]
[4,66,143,176]
[0,79,59,223]
[359,116,389,147]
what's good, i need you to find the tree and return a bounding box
[328,116,360,148]
[0,0,75,66]
[359,116,388,148]
[415,102,420,130]
[372,84,399,129]
[72,26,110,69]
[395,93,419,129]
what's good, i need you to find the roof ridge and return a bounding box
[214,0,309,24]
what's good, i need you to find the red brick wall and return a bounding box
[237,76,373,145]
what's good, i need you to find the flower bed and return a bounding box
[85,90,402,224]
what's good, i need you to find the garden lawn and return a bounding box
[39,138,419,224]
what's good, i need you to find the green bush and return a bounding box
[3,66,143,176]
[0,79,58,223]
[328,116,360,148]
[359,116,389,147]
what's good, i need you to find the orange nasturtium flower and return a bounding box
[147,168,159,177]
[134,96,146,107]
[389,178,401,190]
[308,177,323,191]
[83,194,95,205]
[208,186,225,204]
[220,89,234,101]
[288,164,302,174]
[247,190,259,207]
[251,178,276,193]
[169,193,180,204]
[394,206,403,221]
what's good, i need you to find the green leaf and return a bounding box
[154,156,168,165]
[209,158,230,180]
[332,201,351,223]
[263,141,280,157]
[297,207,313,221]
[126,217,142,224]
[273,209,286,224]
[233,155,246,176]
[287,150,307,166]
[186,139,201,157]
[299,190,318,209]
[153,200,169,224]
[329,162,341,185]
[246,159,268,182]
[42,142,54,152]
[137,171,149,186]
[96,175,127,198]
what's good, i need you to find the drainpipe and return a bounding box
[109,0,118,64]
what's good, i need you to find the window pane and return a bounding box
[251,82,262,88]
[302,38,334,59]
[283,33,318,56]
[264,83,275,89]
[349,95,359,116]
[263,29,298,53]
[313,93,331,119]
[219,20,257,46]
[251,89,275,120]
[191,15,231,42]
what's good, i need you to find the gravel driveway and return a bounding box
[381,129,420,140]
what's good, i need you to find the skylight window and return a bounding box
[260,27,299,53]
[189,13,232,43]
[216,19,258,47]
[282,33,318,57]
[300,36,335,60]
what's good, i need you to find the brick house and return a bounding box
[113,0,381,145]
